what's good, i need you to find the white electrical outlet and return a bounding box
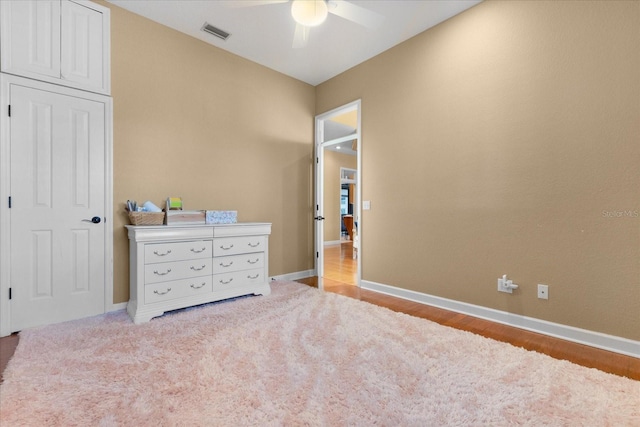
[537,284,549,300]
[498,274,518,294]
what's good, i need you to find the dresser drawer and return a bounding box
[145,240,212,264]
[145,276,212,305]
[145,259,212,284]
[213,236,266,257]
[213,253,265,274]
[213,268,265,290]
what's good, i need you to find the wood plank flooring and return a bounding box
[1,241,638,383]
[0,333,18,383]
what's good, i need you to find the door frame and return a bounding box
[314,99,362,290]
[0,73,113,336]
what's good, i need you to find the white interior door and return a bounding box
[314,142,325,289]
[9,82,106,331]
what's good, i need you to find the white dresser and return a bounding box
[125,223,271,324]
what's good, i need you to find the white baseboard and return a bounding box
[270,269,315,282]
[324,240,341,246]
[109,302,128,312]
[361,280,640,359]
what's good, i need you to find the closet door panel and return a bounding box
[61,0,106,93]
[0,0,62,79]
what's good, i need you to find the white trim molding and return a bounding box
[361,280,640,359]
[110,302,128,312]
[270,270,315,283]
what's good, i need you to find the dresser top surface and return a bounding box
[126,222,272,242]
[125,222,271,230]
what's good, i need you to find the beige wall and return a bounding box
[103,0,638,341]
[323,151,357,241]
[316,1,640,340]
[103,2,316,303]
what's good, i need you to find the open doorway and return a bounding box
[340,168,357,242]
[314,100,361,291]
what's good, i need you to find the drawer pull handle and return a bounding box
[220,244,234,250]
[247,258,259,264]
[219,278,233,285]
[190,247,207,254]
[153,249,172,256]
[153,269,172,276]
[190,282,206,289]
[248,242,260,248]
[153,288,172,295]
[220,261,234,268]
[190,265,207,271]
[247,274,260,279]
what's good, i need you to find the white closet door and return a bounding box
[9,83,105,331]
[61,0,106,93]
[0,0,61,79]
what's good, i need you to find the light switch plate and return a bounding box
[363,200,371,210]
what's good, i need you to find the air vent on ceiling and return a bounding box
[201,22,230,41]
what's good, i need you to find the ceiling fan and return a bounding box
[230,0,384,48]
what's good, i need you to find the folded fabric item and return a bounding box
[206,210,237,224]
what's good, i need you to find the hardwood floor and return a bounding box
[322,239,357,285]
[1,241,638,382]
[0,333,18,383]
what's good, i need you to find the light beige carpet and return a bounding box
[1,281,638,426]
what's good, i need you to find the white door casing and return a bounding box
[0,74,113,336]
[314,100,362,290]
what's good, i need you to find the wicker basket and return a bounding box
[128,211,165,226]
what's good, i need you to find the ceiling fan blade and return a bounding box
[292,23,310,48]
[224,0,288,8]
[328,0,384,29]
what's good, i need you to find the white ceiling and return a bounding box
[107,0,481,86]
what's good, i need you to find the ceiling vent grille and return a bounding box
[201,22,230,41]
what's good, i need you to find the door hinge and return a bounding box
[8,196,11,208]
[316,251,319,258]
[7,105,11,117]
[9,288,12,300]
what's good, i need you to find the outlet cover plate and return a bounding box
[538,284,549,300]
[498,277,513,294]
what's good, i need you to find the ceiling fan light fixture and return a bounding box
[291,0,328,27]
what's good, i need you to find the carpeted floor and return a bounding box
[0,281,638,426]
